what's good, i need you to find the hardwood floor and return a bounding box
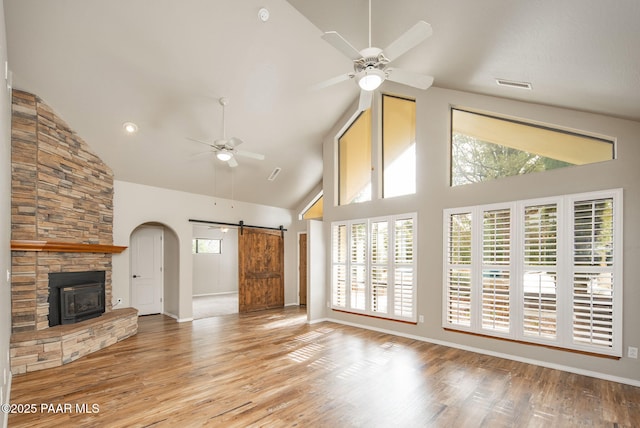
[8,307,640,427]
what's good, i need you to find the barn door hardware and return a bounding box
[189,219,287,237]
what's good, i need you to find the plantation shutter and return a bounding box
[350,222,367,311]
[522,204,558,339]
[331,224,347,308]
[482,208,511,332]
[445,212,472,327]
[393,216,415,319]
[572,198,615,350]
[371,220,389,314]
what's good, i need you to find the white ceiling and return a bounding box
[5,0,640,209]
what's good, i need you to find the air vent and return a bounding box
[268,167,281,181]
[495,78,532,90]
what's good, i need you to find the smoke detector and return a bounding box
[258,8,270,22]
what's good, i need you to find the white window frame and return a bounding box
[443,189,623,357]
[331,213,417,323]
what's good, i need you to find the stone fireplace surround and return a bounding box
[9,90,137,374]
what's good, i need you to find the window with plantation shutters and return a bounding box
[331,213,417,323]
[393,217,415,318]
[571,197,616,350]
[523,203,558,340]
[443,189,622,357]
[445,212,472,327]
[371,220,389,314]
[482,208,511,332]
[331,224,347,308]
[350,223,367,311]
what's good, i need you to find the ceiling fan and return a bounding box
[318,0,434,111]
[188,97,265,168]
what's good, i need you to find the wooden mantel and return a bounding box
[10,240,127,254]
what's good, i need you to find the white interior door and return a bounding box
[131,226,164,315]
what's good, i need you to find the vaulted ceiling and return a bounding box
[5,0,639,209]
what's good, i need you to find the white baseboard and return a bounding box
[192,291,237,297]
[307,317,330,325]
[3,371,11,428]
[325,317,640,388]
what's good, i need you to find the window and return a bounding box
[338,109,371,205]
[383,95,416,198]
[332,213,417,322]
[300,193,323,220]
[192,238,221,254]
[451,108,615,186]
[302,196,323,220]
[444,189,622,356]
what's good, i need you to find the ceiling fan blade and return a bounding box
[383,21,432,62]
[386,68,434,90]
[186,137,215,148]
[358,89,373,112]
[235,150,265,161]
[227,137,244,148]
[227,156,239,168]
[322,31,362,61]
[311,73,353,91]
[189,150,214,160]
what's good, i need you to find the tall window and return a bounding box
[332,213,417,322]
[444,189,622,356]
[338,109,371,205]
[383,95,416,198]
[451,108,615,186]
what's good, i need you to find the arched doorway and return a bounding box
[129,222,180,317]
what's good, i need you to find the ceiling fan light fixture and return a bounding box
[357,67,385,91]
[216,150,233,162]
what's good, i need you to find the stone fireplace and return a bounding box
[9,90,137,373]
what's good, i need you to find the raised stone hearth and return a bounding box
[10,308,138,374]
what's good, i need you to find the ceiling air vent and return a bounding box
[268,167,282,181]
[495,78,532,90]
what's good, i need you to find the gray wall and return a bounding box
[321,83,640,383]
[0,0,12,423]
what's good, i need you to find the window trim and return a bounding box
[443,189,623,357]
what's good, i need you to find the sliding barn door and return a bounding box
[238,227,284,312]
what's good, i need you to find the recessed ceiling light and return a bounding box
[123,122,138,134]
[495,78,532,90]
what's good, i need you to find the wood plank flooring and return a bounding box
[8,307,640,427]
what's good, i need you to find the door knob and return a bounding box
[133,275,139,278]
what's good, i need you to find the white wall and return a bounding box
[306,220,326,322]
[0,1,12,424]
[322,84,640,384]
[112,180,296,320]
[192,225,238,295]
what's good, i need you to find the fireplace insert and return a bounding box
[48,271,106,326]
